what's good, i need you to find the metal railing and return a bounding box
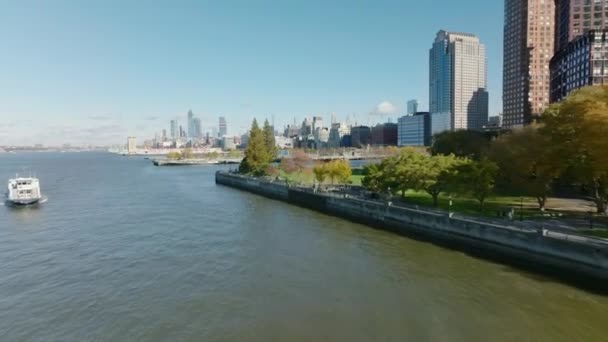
[217,171,608,247]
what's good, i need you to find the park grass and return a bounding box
[399,190,545,218]
[579,229,608,239]
[278,171,543,217]
[350,175,364,186]
[277,170,315,185]
[277,170,364,187]
[275,170,597,220]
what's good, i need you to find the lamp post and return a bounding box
[520,197,524,221]
[449,195,453,218]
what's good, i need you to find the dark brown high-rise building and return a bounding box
[550,0,608,102]
[555,0,608,53]
[371,123,398,147]
[503,0,555,128]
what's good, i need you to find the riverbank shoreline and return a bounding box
[216,171,608,290]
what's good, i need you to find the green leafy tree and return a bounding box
[313,163,328,184]
[416,154,464,207]
[390,148,428,198]
[362,163,385,193]
[263,119,278,160]
[448,158,499,211]
[431,130,496,160]
[180,148,193,159]
[291,150,311,175]
[362,148,426,197]
[227,150,242,158]
[326,159,352,184]
[239,119,272,176]
[167,151,181,160]
[489,125,560,211]
[541,86,608,214]
[278,157,297,184]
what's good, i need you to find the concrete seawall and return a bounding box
[216,171,608,283]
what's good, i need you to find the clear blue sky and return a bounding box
[0,0,503,146]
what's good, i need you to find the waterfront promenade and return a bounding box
[216,171,608,284]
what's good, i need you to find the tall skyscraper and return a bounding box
[429,30,488,130]
[193,117,202,139]
[550,1,608,103]
[219,117,227,137]
[187,110,194,138]
[503,0,555,128]
[407,99,419,115]
[170,120,178,139]
[555,0,608,53]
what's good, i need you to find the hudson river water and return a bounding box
[1,152,608,341]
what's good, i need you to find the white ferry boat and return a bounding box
[6,176,43,205]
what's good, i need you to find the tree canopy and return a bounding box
[488,125,560,210]
[541,86,608,213]
[263,119,278,160]
[446,158,499,210]
[431,130,496,160]
[239,119,273,176]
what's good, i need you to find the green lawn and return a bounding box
[276,170,364,187]
[279,171,543,218]
[350,175,364,186]
[397,190,546,218]
[277,170,315,185]
[579,229,608,239]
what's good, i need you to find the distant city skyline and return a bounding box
[0,1,504,146]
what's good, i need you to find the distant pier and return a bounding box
[152,158,242,166]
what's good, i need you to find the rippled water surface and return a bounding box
[1,152,607,341]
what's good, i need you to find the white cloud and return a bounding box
[375,101,396,115]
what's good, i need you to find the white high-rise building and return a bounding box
[430,30,488,130]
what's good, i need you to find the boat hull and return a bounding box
[8,198,41,206]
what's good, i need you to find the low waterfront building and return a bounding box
[550,29,608,103]
[397,112,431,147]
